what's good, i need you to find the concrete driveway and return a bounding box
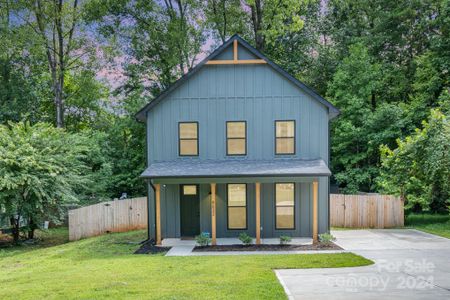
[276,229,450,300]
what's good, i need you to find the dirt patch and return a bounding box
[134,241,171,254]
[193,242,342,252]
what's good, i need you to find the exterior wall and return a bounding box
[145,49,331,239]
[152,181,328,239]
[146,64,329,163]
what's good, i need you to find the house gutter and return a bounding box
[140,180,156,244]
[140,111,156,244]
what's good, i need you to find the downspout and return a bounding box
[140,180,155,244]
[140,111,156,244]
[149,181,156,241]
[328,118,331,233]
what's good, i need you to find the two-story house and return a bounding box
[136,35,339,246]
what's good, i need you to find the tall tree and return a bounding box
[327,43,383,192]
[242,0,304,51]
[0,0,51,124]
[203,0,248,43]
[13,0,86,128]
[85,0,205,96]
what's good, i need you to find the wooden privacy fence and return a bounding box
[330,194,404,228]
[69,194,403,240]
[69,197,147,241]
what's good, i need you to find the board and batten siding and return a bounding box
[146,60,331,239]
[157,183,316,238]
[147,64,329,162]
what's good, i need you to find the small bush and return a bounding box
[238,233,252,245]
[195,232,211,247]
[279,235,292,245]
[318,233,336,246]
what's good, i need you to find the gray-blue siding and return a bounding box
[145,51,331,239]
[147,64,329,162]
[147,180,328,239]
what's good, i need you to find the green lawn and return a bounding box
[405,213,450,239]
[0,229,372,299]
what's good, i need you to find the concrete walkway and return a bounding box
[165,245,195,256]
[164,237,331,256]
[164,242,346,256]
[276,229,450,300]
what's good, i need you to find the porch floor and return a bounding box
[162,237,313,247]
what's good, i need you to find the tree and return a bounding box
[244,0,305,51]
[203,0,248,43]
[0,122,105,242]
[11,0,91,128]
[327,43,383,192]
[102,94,147,198]
[379,109,450,213]
[0,0,51,124]
[85,0,206,97]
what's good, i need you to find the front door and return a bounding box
[180,184,200,237]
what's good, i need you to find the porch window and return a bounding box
[179,122,198,156]
[226,121,246,155]
[227,184,247,229]
[275,120,295,154]
[275,183,295,229]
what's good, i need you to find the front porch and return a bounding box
[143,159,331,246]
[152,179,322,246]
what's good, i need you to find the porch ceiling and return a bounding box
[141,158,331,179]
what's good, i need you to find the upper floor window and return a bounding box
[227,184,247,229]
[226,121,246,155]
[179,122,198,156]
[275,120,295,155]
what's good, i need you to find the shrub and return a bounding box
[238,233,252,245]
[195,232,211,246]
[279,235,292,245]
[318,233,336,246]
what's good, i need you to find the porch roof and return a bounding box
[140,159,331,179]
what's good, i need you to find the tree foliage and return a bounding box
[379,110,450,212]
[0,122,110,242]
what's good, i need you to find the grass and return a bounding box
[0,229,372,299]
[405,213,450,239]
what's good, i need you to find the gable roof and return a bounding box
[135,34,339,121]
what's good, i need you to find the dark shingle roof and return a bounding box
[135,35,339,121]
[141,159,331,179]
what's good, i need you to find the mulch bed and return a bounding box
[193,242,342,252]
[134,241,171,254]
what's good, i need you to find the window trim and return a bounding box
[178,121,199,156]
[274,120,296,155]
[226,183,248,230]
[226,121,247,156]
[274,183,296,230]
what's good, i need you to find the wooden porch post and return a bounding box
[211,183,217,246]
[312,180,318,244]
[155,184,161,245]
[255,182,261,245]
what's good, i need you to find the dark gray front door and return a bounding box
[180,185,200,237]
